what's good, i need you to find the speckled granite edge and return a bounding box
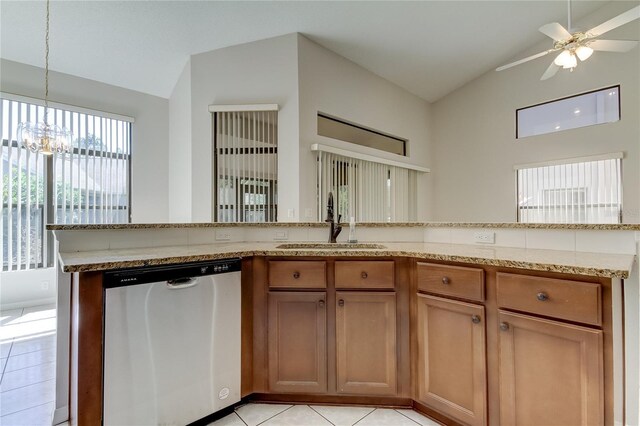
[47,222,640,231]
[60,249,631,278]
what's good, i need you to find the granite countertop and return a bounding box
[46,222,640,231]
[57,242,635,278]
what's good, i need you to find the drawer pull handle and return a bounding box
[293,271,300,279]
[471,315,481,324]
[500,322,510,331]
[536,292,549,301]
[338,299,345,307]
[361,271,368,279]
[319,300,325,307]
[442,277,450,285]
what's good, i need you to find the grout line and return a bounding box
[2,355,56,376]
[234,412,249,426]
[308,405,336,426]
[0,400,54,420]
[0,380,56,417]
[394,409,425,425]
[353,408,378,425]
[0,361,56,393]
[255,404,295,425]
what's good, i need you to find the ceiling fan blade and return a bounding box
[496,50,552,71]
[587,5,640,37]
[589,39,639,52]
[539,22,572,41]
[540,61,560,80]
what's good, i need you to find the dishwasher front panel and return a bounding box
[103,271,241,426]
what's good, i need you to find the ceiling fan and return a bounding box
[496,2,640,80]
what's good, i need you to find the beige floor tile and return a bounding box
[10,335,56,357]
[0,401,54,426]
[209,412,246,426]
[355,408,419,425]
[1,357,7,373]
[395,409,440,426]
[311,405,375,426]
[262,405,331,426]
[4,348,56,373]
[235,403,292,426]
[0,309,24,327]
[0,379,55,416]
[0,318,56,341]
[15,306,56,324]
[0,341,13,358]
[0,361,56,392]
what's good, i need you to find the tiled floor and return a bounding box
[0,304,57,425]
[210,403,441,426]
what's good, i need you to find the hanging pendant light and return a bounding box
[17,0,71,156]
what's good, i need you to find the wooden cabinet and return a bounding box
[417,294,487,426]
[336,291,397,395]
[498,310,604,426]
[268,291,327,393]
[417,262,485,302]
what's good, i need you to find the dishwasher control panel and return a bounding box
[103,258,241,288]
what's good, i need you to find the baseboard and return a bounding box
[412,400,461,426]
[250,393,413,408]
[0,297,56,311]
[52,405,69,425]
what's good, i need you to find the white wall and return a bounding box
[0,268,56,310]
[431,2,640,223]
[169,60,193,222]
[297,35,434,220]
[0,59,171,223]
[188,34,300,222]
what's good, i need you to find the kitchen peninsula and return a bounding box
[50,222,638,426]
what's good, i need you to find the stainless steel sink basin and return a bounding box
[275,243,387,249]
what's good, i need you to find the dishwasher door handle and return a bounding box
[166,277,198,290]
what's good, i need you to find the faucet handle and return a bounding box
[337,214,342,224]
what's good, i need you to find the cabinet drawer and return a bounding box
[335,261,395,289]
[268,261,327,289]
[417,263,484,302]
[496,273,601,326]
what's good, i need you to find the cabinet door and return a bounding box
[498,310,604,426]
[268,292,327,393]
[417,294,486,426]
[335,291,397,395]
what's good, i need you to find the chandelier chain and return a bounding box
[44,0,50,125]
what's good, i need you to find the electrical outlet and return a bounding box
[304,208,313,218]
[473,231,495,244]
[41,281,49,291]
[274,230,289,241]
[287,209,295,219]
[215,230,231,241]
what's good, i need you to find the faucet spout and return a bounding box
[325,192,342,243]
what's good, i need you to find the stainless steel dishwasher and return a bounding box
[102,259,242,426]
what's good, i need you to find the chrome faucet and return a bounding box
[325,192,342,243]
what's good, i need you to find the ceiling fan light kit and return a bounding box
[496,3,640,80]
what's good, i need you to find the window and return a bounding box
[317,113,407,156]
[1,95,131,271]
[317,150,418,222]
[212,107,278,222]
[516,154,622,224]
[517,86,620,138]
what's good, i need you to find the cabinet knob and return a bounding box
[536,292,549,301]
[361,271,368,279]
[338,299,345,307]
[471,315,481,324]
[293,271,300,279]
[318,300,325,307]
[441,276,450,285]
[500,322,510,331]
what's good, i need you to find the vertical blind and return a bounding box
[517,156,622,224]
[214,109,278,222]
[317,151,417,222]
[1,96,131,271]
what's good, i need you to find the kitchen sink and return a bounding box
[275,242,387,249]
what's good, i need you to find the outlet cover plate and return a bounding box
[473,231,495,244]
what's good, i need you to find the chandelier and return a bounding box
[17,0,71,156]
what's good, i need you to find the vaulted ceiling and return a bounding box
[1,1,619,102]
